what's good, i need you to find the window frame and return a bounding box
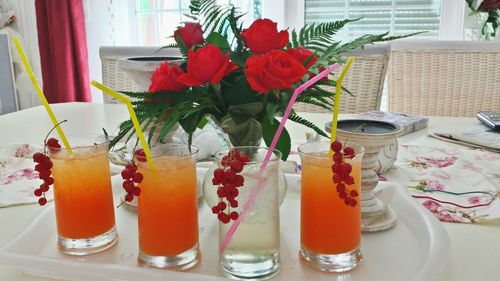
[285,0,466,40]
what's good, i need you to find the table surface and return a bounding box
[0,103,499,281]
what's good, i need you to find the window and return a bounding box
[304,0,441,41]
[133,0,262,46]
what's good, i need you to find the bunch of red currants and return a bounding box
[211,149,250,224]
[32,138,60,206]
[330,140,359,207]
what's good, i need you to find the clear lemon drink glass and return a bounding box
[48,135,117,255]
[135,144,200,270]
[298,141,364,272]
[213,146,281,279]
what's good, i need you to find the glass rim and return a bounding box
[134,143,199,159]
[45,134,109,151]
[214,146,282,164]
[297,141,365,159]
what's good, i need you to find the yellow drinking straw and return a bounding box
[91,81,156,170]
[329,56,355,155]
[12,36,73,155]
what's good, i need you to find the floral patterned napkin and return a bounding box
[0,144,53,207]
[387,145,500,223]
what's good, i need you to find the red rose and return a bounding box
[178,44,238,86]
[244,50,307,94]
[480,0,500,10]
[174,22,204,49]
[286,47,318,69]
[149,62,187,93]
[241,19,289,54]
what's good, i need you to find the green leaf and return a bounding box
[262,118,291,160]
[198,116,209,129]
[288,113,329,139]
[206,32,230,51]
[265,102,279,123]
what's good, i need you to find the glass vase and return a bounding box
[208,146,281,279]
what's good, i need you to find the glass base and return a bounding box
[220,252,280,280]
[58,226,118,256]
[138,244,200,270]
[300,246,362,272]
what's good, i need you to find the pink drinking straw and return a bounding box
[220,63,341,253]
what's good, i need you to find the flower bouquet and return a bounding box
[112,0,411,159]
[466,0,500,39]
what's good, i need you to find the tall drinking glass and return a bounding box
[298,141,364,272]
[214,146,281,279]
[49,135,117,255]
[136,144,200,270]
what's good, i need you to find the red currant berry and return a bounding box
[332,174,342,184]
[217,201,227,211]
[344,198,351,205]
[229,211,239,220]
[125,163,137,171]
[331,163,342,173]
[229,200,238,208]
[217,188,227,198]
[345,176,355,185]
[344,147,355,159]
[336,183,346,193]
[123,180,134,193]
[212,206,220,214]
[132,173,143,183]
[38,197,47,206]
[339,191,347,199]
[214,168,224,179]
[38,170,51,179]
[234,175,244,187]
[218,212,230,224]
[212,177,221,185]
[229,160,243,173]
[350,199,358,207]
[33,152,45,163]
[224,169,237,181]
[221,155,230,167]
[121,169,133,180]
[341,163,352,174]
[125,193,134,202]
[34,164,43,172]
[350,190,358,197]
[333,154,343,164]
[34,189,43,197]
[132,187,141,196]
[39,183,49,192]
[44,177,54,185]
[135,149,146,161]
[331,141,342,152]
[47,138,59,147]
[239,154,250,163]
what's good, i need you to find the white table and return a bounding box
[0,103,499,281]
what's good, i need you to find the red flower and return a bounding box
[178,44,238,86]
[244,50,307,94]
[479,0,500,10]
[174,22,204,49]
[286,47,318,69]
[241,19,289,54]
[149,62,187,93]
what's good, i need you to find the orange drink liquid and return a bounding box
[49,135,117,255]
[136,145,200,269]
[298,141,364,272]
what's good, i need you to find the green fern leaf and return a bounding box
[288,113,329,138]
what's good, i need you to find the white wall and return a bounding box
[83,0,134,103]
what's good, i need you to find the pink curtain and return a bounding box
[35,0,91,103]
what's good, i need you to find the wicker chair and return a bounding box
[99,46,181,103]
[294,43,389,114]
[388,41,500,117]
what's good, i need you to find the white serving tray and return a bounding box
[0,168,450,281]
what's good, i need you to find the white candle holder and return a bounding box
[336,119,402,232]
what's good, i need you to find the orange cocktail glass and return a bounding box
[136,144,200,270]
[298,141,364,272]
[49,135,117,255]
